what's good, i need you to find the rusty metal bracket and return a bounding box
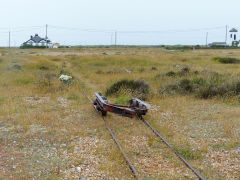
[93,92,150,118]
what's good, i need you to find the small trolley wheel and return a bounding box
[101,111,107,116]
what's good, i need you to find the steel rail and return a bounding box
[102,117,140,179]
[138,116,205,180]
[82,90,140,179]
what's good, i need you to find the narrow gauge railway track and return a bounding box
[83,91,205,180]
[82,90,140,179]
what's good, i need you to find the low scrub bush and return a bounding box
[39,66,49,71]
[192,77,207,86]
[165,72,240,99]
[165,71,176,77]
[51,58,61,62]
[214,57,240,64]
[161,67,191,78]
[106,79,150,100]
[179,79,193,93]
[36,72,57,88]
[95,70,104,74]
[151,66,157,70]
[236,82,240,93]
[197,85,229,99]
[11,64,22,71]
[34,72,67,93]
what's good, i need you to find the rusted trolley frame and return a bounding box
[93,92,150,118]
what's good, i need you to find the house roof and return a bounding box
[25,34,51,44]
[229,28,238,32]
[31,34,44,43]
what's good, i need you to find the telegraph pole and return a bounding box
[115,31,117,46]
[225,25,228,46]
[110,32,114,45]
[46,24,48,48]
[46,24,48,38]
[8,31,11,49]
[206,32,208,47]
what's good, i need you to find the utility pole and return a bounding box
[8,31,11,49]
[46,24,48,39]
[225,25,228,46]
[110,32,114,45]
[46,24,48,48]
[206,32,208,47]
[115,31,117,46]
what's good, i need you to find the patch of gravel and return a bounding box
[161,111,177,120]
[204,148,240,179]
[57,97,71,108]
[64,136,106,179]
[0,146,8,176]
[148,103,161,112]
[27,124,48,134]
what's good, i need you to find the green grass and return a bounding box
[114,96,131,105]
[175,144,203,160]
[214,57,240,64]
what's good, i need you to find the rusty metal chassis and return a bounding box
[93,92,150,118]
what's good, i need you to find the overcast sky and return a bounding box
[0,0,239,46]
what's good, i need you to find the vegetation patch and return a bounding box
[106,79,150,100]
[175,145,202,160]
[24,60,57,71]
[211,141,240,150]
[164,72,240,99]
[0,97,5,105]
[35,72,58,89]
[165,71,176,77]
[214,57,240,64]
[151,66,157,70]
[156,67,192,78]
[20,44,47,49]
[15,77,35,85]
[51,58,61,62]
[11,64,22,71]
[114,96,131,105]
[39,66,49,71]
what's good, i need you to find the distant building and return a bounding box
[229,28,239,47]
[22,34,52,47]
[208,42,227,47]
[52,43,60,48]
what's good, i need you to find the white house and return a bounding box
[229,28,240,47]
[23,34,52,47]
